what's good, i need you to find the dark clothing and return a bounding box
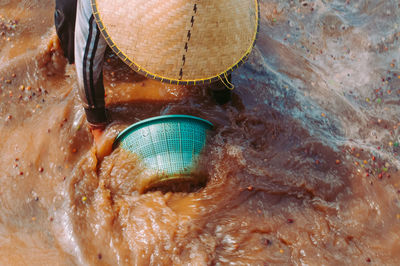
[210,78,232,105]
[54,0,77,64]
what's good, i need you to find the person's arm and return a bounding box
[75,0,108,127]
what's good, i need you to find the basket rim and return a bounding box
[114,114,214,146]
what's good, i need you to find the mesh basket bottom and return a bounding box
[141,174,206,193]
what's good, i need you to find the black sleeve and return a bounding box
[54,0,78,64]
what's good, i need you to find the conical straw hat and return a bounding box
[91,0,259,85]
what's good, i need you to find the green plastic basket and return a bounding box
[114,115,214,178]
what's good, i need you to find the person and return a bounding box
[55,0,259,144]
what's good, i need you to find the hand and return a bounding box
[88,124,106,146]
[88,123,114,161]
[91,127,105,146]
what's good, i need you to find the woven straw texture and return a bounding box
[91,0,259,84]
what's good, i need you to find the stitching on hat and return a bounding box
[179,2,198,80]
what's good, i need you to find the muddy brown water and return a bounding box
[1,0,400,265]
